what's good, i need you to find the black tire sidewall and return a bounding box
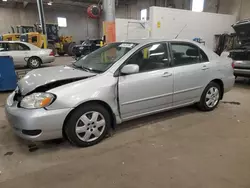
[199,82,221,111]
[28,57,41,69]
[64,104,111,147]
[58,52,65,56]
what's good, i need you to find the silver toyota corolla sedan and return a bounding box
[5,39,235,147]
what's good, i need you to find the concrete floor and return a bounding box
[1,57,250,187]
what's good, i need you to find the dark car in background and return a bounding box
[72,39,102,58]
[222,20,250,78]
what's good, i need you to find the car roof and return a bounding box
[0,40,40,50]
[123,38,200,45]
[0,40,29,45]
[122,38,219,60]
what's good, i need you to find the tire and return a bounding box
[63,43,70,53]
[64,103,111,147]
[27,57,42,69]
[58,52,66,56]
[48,43,56,55]
[197,82,221,111]
[67,42,76,56]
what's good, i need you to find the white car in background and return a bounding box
[0,41,55,69]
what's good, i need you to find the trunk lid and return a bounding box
[232,20,250,43]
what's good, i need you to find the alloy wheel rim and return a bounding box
[75,111,106,142]
[31,59,39,67]
[205,87,219,108]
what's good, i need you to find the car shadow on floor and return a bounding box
[115,105,198,134]
[234,77,250,89]
[30,105,198,152]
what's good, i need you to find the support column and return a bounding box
[36,0,47,48]
[102,0,116,43]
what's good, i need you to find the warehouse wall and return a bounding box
[0,4,99,43]
[116,18,150,41]
[205,0,250,21]
[218,0,250,20]
[116,0,191,20]
[149,7,236,49]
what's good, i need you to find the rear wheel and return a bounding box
[67,42,76,56]
[27,57,41,69]
[198,82,221,111]
[58,52,66,56]
[64,104,111,147]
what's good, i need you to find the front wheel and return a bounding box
[64,104,111,147]
[198,82,221,111]
[27,57,41,69]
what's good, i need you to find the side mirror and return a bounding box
[121,64,139,75]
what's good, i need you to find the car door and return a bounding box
[170,42,211,106]
[0,43,8,56]
[118,42,174,120]
[6,43,30,65]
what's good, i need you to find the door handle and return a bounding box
[162,72,172,77]
[202,66,209,70]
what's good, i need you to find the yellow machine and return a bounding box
[0,25,35,41]
[20,32,47,49]
[19,23,75,56]
[46,23,75,56]
[0,33,20,41]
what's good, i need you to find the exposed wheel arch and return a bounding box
[29,56,42,61]
[210,79,224,100]
[63,100,116,140]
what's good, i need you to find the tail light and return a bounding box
[232,61,235,68]
[49,51,54,56]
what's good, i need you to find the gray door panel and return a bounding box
[170,42,211,106]
[173,62,210,105]
[119,68,174,119]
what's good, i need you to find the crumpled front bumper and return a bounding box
[5,92,72,141]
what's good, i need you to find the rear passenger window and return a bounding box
[7,43,30,51]
[200,49,209,62]
[171,43,200,66]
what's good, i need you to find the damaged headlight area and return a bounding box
[20,93,56,109]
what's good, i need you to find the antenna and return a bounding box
[175,24,187,39]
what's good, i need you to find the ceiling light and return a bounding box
[2,0,7,2]
[47,1,52,5]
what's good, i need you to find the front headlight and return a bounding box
[20,93,55,109]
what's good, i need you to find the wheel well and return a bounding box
[62,100,116,139]
[28,56,42,62]
[211,79,224,99]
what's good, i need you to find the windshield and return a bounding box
[73,42,137,73]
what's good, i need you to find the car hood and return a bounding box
[18,65,96,95]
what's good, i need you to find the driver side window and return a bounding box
[126,43,169,73]
[7,43,30,51]
[0,43,6,52]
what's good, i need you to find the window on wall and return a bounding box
[141,9,147,21]
[192,0,204,12]
[57,17,67,27]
